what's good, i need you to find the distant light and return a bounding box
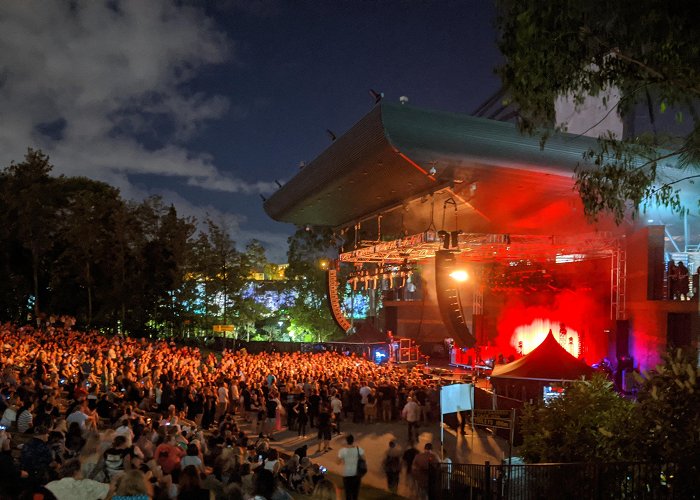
[319,258,330,270]
[449,270,469,282]
[647,219,654,223]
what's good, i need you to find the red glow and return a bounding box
[491,288,608,363]
[512,319,580,357]
[394,149,436,181]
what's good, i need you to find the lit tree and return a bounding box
[285,226,343,341]
[496,0,700,221]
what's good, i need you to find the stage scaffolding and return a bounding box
[339,230,620,265]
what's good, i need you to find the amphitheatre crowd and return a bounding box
[0,322,444,500]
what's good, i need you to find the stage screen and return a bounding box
[440,383,473,415]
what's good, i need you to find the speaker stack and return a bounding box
[434,250,477,348]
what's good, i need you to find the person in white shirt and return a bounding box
[401,397,421,443]
[337,434,365,500]
[216,382,229,422]
[359,383,371,422]
[330,394,343,435]
[114,419,134,446]
[229,381,240,416]
[45,458,110,500]
[66,407,89,431]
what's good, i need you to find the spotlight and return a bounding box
[449,270,468,282]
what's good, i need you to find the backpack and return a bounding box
[355,447,367,477]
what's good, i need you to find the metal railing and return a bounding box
[428,461,699,500]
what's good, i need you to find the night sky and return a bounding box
[0,0,502,262]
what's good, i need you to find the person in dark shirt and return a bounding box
[20,425,55,486]
[265,395,278,440]
[178,465,209,500]
[294,396,309,437]
[316,405,332,454]
[402,445,419,476]
[308,390,320,428]
[0,436,27,496]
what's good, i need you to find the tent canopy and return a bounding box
[490,332,595,381]
[328,322,388,345]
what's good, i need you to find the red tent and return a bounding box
[490,332,595,402]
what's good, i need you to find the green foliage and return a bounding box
[520,353,700,472]
[636,349,700,464]
[284,225,343,341]
[496,0,700,221]
[519,375,638,463]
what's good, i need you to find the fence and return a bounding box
[428,461,699,500]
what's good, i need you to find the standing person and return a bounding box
[330,393,343,435]
[411,443,440,500]
[337,434,365,500]
[316,405,332,454]
[359,382,371,422]
[294,396,309,437]
[308,389,321,428]
[382,440,403,494]
[402,444,419,492]
[265,392,279,440]
[215,380,229,424]
[401,397,421,443]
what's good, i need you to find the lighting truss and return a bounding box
[339,230,619,264]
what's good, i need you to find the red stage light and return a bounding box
[511,319,581,357]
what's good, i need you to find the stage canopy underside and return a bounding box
[264,102,699,263]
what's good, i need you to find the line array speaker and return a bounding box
[434,250,476,348]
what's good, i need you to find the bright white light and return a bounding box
[449,270,469,282]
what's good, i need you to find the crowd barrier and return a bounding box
[428,461,699,500]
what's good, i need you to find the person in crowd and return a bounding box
[337,434,364,500]
[329,393,342,435]
[293,395,309,437]
[20,425,55,485]
[44,458,110,500]
[264,393,280,441]
[316,405,333,454]
[252,468,292,500]
[177,464,209,500]
[103,435,133,481]
[382,440,402,494]
[401,397,421,443]
[311,478,339,500]
[111,469,153,500]
[411,443,440,500]
[16,401,35,433]
[264,448,283,477]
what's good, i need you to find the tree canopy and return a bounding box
[496,0,700,221]
[519,351,700,494]
[0,148,292,339]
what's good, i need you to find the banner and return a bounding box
[440,383,473,415]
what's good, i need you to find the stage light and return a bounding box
[449,270,469,282]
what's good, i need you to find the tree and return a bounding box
[285,226,343,341]
[50,177,124,326]
[495,0,700,221]
[636,349,700,462]
[1,149,60,322]
[519,375,638,463]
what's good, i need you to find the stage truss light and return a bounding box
[449,270,469,282]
